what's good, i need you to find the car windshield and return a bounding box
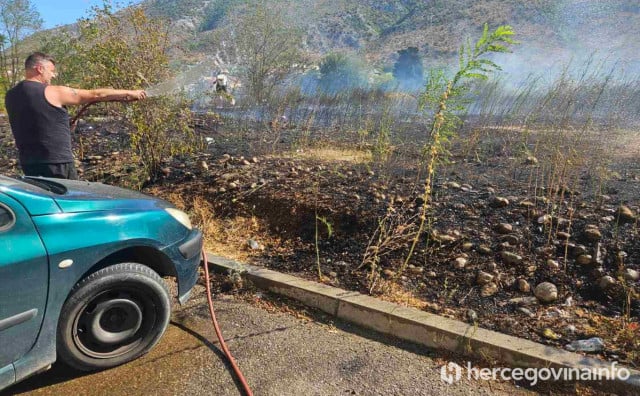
[17,177,67,195]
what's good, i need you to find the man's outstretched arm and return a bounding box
[45,85,147,107]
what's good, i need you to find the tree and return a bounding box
[392,47,423,89]
[318,52,368,94]
[48,4,196,185]
[399,24,517,276]
[233,2,303,102]
[0,0,42,91]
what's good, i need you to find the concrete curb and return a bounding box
[207,253,640,393]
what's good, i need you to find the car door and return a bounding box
[0,192,49,369]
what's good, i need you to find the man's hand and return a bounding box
[124,90,147,102]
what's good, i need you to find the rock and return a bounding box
[478,245,492,255]
[500,251,523,265]
[534,282,558,303]
[198,161,209,171]
[466,309,478,322]
[452,257,467,269]
[462,242,474,251]
[565,325,576,335]
[495,223,513,234]
[571,245,588,257]
[426,271,437,278]
[520,200,536,208]
[547,259,560,270]
[509,296,539,306]
[537,214,552,224]
[535,245,554,257]
[220,172,240,181]
[583,227,602,242]
[615,206,636,223]
[502,234,520,246]
[445,181,461,189]
[518,307,535,317]
[542,328,562,340]
[565,337,605,353]
[408,266,424,275]
[576,255,593,266]
[247,239,262,250]
[382,269,395,278]
[524,156,538,165]
[480,282,499,297]
[564,296,574,307]
[598,275,616,290]
[476,271,494,285]
[329,271,338,278]
[518,278,531,293]
[623,268,639,281]
[490,196,510,208]
[438,235,457,243]
[228,182,238,189]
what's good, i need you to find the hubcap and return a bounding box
[73,288,158,359]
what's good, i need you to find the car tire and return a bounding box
[57,262,171,371]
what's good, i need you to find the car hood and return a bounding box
[51,178,172,213]
[1,176,172,214]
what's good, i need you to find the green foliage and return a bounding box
[392,47,423,87]
[232,1,304,102]
[127,96,195,184]
[200,0,244,31]
[0,0,42,90]
[401,24,517,275]
[49,3,197,184]
[148,0,203,19]
[76,5,170,89]
[38,29,83,86]
[318,52,368,94]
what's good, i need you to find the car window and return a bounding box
[0,203,14,231]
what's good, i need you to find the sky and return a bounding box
[32,0,141,29]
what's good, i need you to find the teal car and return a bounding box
[0,176,202,392]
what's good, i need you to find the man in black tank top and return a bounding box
[5,52,147,179]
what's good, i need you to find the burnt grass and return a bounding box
[1,113,639,370]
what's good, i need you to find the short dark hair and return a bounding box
[25,52,55,70]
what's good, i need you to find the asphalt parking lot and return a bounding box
[5,284,538,396]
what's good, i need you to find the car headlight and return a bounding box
[165,208,192,230]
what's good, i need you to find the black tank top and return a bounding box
[5,80,72,164]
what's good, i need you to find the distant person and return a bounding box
[4,52,147,180]
[214,69,228,93]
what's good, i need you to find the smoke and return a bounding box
[145,61,220,97]
[487,1,640,87]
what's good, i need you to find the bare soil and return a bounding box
[1,113,638,372]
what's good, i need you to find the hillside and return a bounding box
[144,0,640,76]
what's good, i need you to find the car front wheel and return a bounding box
[57,263,171,371]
